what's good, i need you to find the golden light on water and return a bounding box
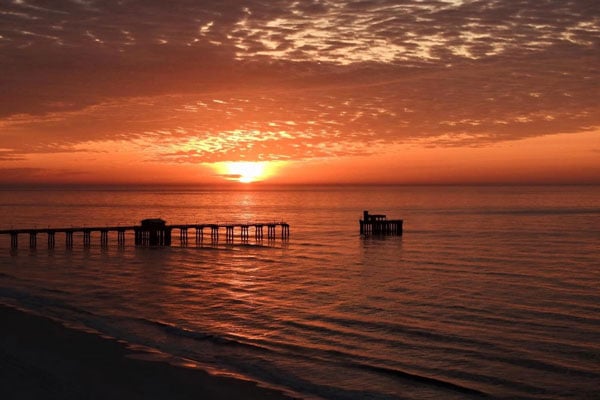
[213,161,282,183]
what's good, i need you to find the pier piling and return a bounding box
[210,225,219,243]
[241,225,249,242]
[66,231,73,248]
[179,227,188,246]
[267,224,276,239]
[226,225,234,242]
[83,230,91,248]
[255,224,263,240]
[281,223,290,239]
[100,230,108,247]
[117,230,125,246]
[48,231,55,249]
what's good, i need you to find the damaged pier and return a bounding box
[360,210,403,236]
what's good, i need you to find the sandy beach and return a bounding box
[0,305,293,400]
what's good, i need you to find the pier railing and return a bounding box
[0,220,290,249]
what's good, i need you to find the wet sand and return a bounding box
[0,305,293,399]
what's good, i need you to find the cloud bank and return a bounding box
[0,0,598,164]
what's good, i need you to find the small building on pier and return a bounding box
[136,218,171,246]
[360,210,403,236]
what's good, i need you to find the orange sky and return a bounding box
[0,1,598,185]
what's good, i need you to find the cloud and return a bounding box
[0,167,47,182]
[0,149,25,161]
[0,0,598,164]
[216,174,243,180]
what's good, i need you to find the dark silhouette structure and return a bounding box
[1,219,290,249]
[136,218,170,246]
[359,210,403,236]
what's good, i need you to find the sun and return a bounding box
[228,162,265,183]
[215,161,270,183]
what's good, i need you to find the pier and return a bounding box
[0,219,290,249]
[360,211,403,236]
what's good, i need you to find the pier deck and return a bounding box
[0,219,290,249]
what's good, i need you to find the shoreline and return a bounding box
[0,304,294,399]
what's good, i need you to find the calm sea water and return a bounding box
[0,185,599,399]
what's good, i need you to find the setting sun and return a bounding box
[214,161,273,183]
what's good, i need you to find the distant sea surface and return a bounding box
[0,185,599,399]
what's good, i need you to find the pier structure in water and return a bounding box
[0,218,290,249]
[359,210,403,236]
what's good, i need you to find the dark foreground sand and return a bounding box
[0,305,293,399]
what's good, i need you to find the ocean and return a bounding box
[0,185,599,399]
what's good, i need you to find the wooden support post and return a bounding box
[29,232,37,249]
[179,228,188,246]
[267,224,276,239]
[83,230,91,248]
[210,225,219,243]
[281,223,289,239]
[101,230,108,247]
[117,230,125,246]
[47,231,55,249]
[66,231,73,248]
[255,225,263,240]
[10,232,18,249]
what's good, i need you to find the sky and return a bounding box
[0,0,598,185]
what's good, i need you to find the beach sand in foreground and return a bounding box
[0,305,293,400]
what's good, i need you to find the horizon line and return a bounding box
[0,181,598,190]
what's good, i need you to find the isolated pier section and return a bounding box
[360,210,403,236]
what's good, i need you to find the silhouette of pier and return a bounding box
[0,218,290,249]
[360,211,403,236]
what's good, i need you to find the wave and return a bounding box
[128,316,491,398]
[130,316,274,353]
[353,362,487,396]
